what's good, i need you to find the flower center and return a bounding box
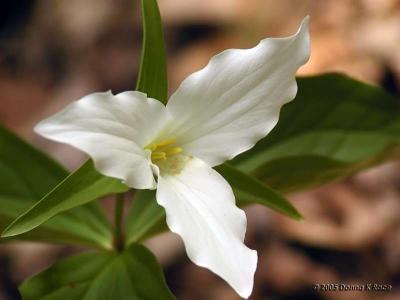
[146,138,182,162]
[145,138,189,175]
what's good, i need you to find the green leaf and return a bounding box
[1,160,128,239]
[125,190,167,244]
[136,0,168,103]
[0,125,66,198]
[232,73,400,192]
[0,125,113,248]
[0,196,112,249]
[215,164,302,220]
[19,244,176,300]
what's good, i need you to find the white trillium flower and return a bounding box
[35,17,310,298]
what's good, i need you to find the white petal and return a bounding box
[35,91,170,189]
[165,17,310,166]
[156,157,257,298]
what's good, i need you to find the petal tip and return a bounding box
[33,119,50,137]
[236,249,258,299]
[296,15,311,63]
[302,15,310,26]
[297,15,310,39]
[33,122,42,135]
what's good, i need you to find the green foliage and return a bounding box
[19,244,175,300]
[232,73,400,192]
[0,124,66,198]
[0,125,112,248]
[125,190,167,244]
[216,164,302,220]
[136,0,168,103]
[1,160,128,239]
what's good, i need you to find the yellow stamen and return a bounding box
[165,147,183,155]
[146,138,177,151]
[145,138,183,164]
[151,152,167,161]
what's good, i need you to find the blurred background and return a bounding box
[1,0,400,299]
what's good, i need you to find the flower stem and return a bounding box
[113,193,125,252]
